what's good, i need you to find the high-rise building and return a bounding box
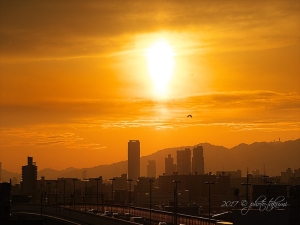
[147,160,156,178]
[192,146,204,175]
[128,140,140,182]
[165,154,176,175]
[21,157,37,196]
[177,148,191,175]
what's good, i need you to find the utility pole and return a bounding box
[47,182,51,204]
[62,179,66,208]
[205,182,214,221]
[110,178,116,213]
[55,181,58,211]
[84,179,88,211]
[172,180,180,225]
[72,178,77,209]
[96,177,101,212]
[40,183,43,217]
[241,172,252,203]
[101,191,104,212]
[148,179,154,225]
[127,179,133,214]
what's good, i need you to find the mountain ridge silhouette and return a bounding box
[1,139,299,182]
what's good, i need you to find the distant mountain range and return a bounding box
[1,139,299,182]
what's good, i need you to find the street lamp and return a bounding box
[121,188,125,204]
[148,179,154,225]
[40,183,43,217]
[55,181,58,210]
[72,178,77,209]
[110,178,116,213]
[101,191,104,212]
[84,179,89,211]
[172,180,180,225]
[121,188,125,215]
[263,175,269,185]
[61,179,66,208]
[205,182,214,220]
[241,173,252,203]
[265,180,273,201]
[95,177,101,212]
[46,182,51,204]
[127,178,133,213]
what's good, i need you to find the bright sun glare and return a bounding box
[146,40,175,98]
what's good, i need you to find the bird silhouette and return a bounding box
[187,115,192,118]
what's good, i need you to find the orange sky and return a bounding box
[0,0,299,173]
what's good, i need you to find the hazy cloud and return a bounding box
[1,0,299,61]
[1,90,299,125]
[0,126,108,150]
[0,129,91,148]
[2,90,298,132]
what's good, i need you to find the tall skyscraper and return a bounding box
[21,157,37,196]
[165,154,176,175]
[177,148,191,175]
[147,160,156,178]
[128,140,140,182]
[192,146,204,175]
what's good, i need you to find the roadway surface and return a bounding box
[11,204,140,225]
[11,204,222,225]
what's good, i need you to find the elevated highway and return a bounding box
[11,204,221,224]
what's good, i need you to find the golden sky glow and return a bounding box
[0,0,299,173]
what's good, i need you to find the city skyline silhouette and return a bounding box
[2,139,299,224]
[0,1,299,174]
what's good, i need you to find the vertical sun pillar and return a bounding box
[145,40,175,99]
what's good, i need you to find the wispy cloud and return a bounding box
[1,90,299,120]
[67,143,107,150]
[0,90,299,133]
[0,129,106,150]
[34,132,82,146]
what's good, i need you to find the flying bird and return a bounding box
[187,115,192,118]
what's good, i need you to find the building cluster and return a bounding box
[1,140,300,219]
[165,146,205,176]
[128,140,205,180]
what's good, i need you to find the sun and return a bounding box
[146,40,175,98]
